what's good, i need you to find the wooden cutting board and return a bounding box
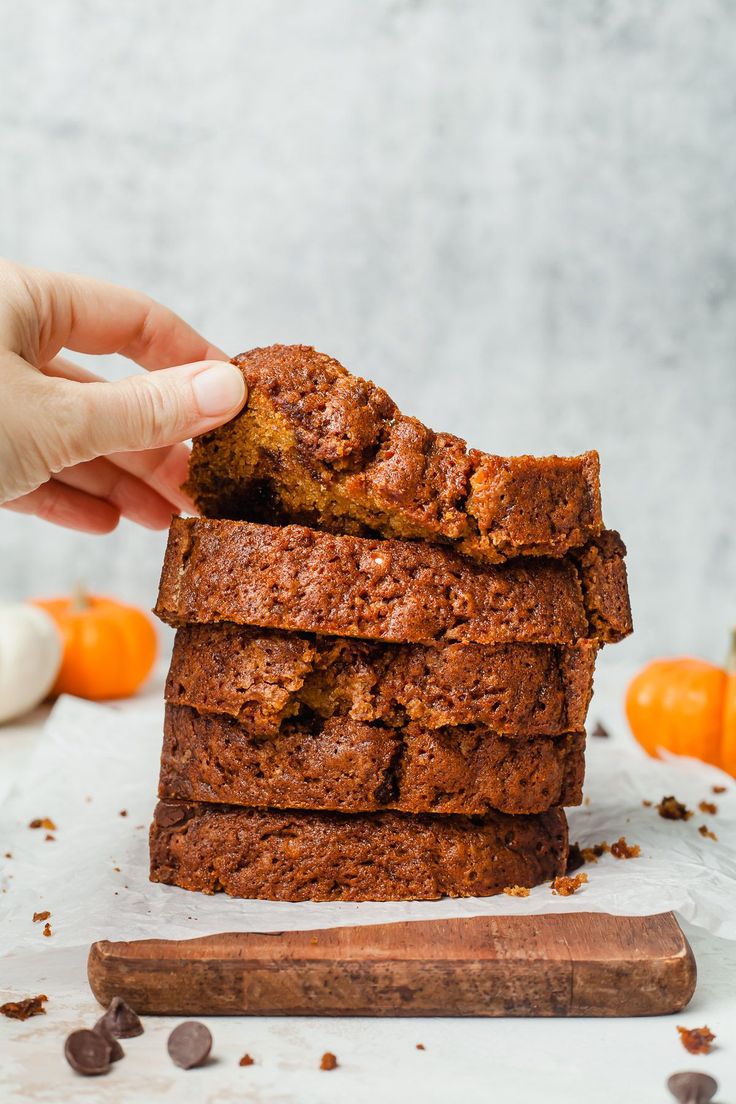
[87,911,695,1017]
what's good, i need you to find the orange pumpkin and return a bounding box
[626,632,736,775]
[33,589,157,701]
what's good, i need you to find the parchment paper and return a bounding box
[2,693,735,952]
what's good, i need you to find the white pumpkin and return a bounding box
[0,604,63,724]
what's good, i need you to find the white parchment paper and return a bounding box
[1,693,735,951]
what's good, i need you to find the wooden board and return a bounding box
[87,911,696,1017]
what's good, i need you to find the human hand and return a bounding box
[0,260,246,532]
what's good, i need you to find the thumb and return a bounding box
[55,360,247,462]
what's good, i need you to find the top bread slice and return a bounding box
[185,345,603,564]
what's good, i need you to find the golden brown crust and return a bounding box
[149,801,568,901]
[159,704,585,816]
[155,518,632,645]
[165,624,597,736]
[184,345,602,563]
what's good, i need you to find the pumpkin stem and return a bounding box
[70,584,91,613]
[729,627,736,674]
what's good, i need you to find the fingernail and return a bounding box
[191,363,246,417]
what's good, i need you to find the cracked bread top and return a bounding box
[184,344,603,564]
[155,517,632,646]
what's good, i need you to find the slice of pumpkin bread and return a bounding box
[185,344,602,564]
[155,518,632,645]
[149,801,568,901]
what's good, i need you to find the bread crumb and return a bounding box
[239,1053,254,1066]
[656,796,692,821]
[677,1025,715,1055]
[642,799,652,807]
[32,910,50,923]
[610,837,640,859]
[698,825,718,842]
[416,1043,425,1051]
[320,1052,338,1071]
[42,922,52,938]
[698,800,717,815]
[44,834,55,842]
[551,873,588,896]
[581,842,610,864]
[712,785,727,794]
[119,809,128,817]
[503,885,530,897]
[0,994,47,1020]
[29,817,56,831]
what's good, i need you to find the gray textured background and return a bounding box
[1,0,735,667]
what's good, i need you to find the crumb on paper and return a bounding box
[416,1043,425,1051]
[642,799,652,807]
[698,800,717,815]
[320,1052,338,1071]
[239,1054,254,1067]
[32,910,50,923]
[610,837,641,859]
[677,1025,716,1055]
[656,796,692,821]
[581,842,610,864]
[0,995,48,1020]
[551,873,588,896]
[119,809,128,818]
[503,885,530,897]
[29,817,56,831]
[4,852,12,859]
[591,721,609,738]
[44,834,55,842]
[698,825,718,842]
[113,866,121,873]
[42,922,52,938]
[712,785,727,794]
[583,796,591,806]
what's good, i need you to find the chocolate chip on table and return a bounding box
[100,995,144,1039]
[667,1071,718,1104]
[93,1017,124,1062]
[167,1021,213,1069]
[64,1028,111,1077]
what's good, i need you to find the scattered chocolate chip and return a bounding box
[29,817,56,831]
[64,1028,111,1076]
[100,996,144,1039]
[591,721,609,738]
[677,1025,716,1055]
[93,1017,124,1062]
[154,803,193,828]
[32,910,51,923]
[667,1070,718,1103]
[565,842,584,873]
[320,1051,338,1071]
[0,994,47,1020]
[239,1053,255,1066]
[167,1021,212,1069]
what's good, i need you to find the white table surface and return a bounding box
[1,666,734,1104]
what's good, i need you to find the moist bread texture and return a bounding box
[185,345,602,564]
[149,801,568,901]
[159,704,585,815]
[166,624,597,736]
[155,518,632,645]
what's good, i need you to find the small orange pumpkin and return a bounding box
[33,589,157,701]
[626,631,736,775]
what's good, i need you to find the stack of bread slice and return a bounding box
[150,346,632,901]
